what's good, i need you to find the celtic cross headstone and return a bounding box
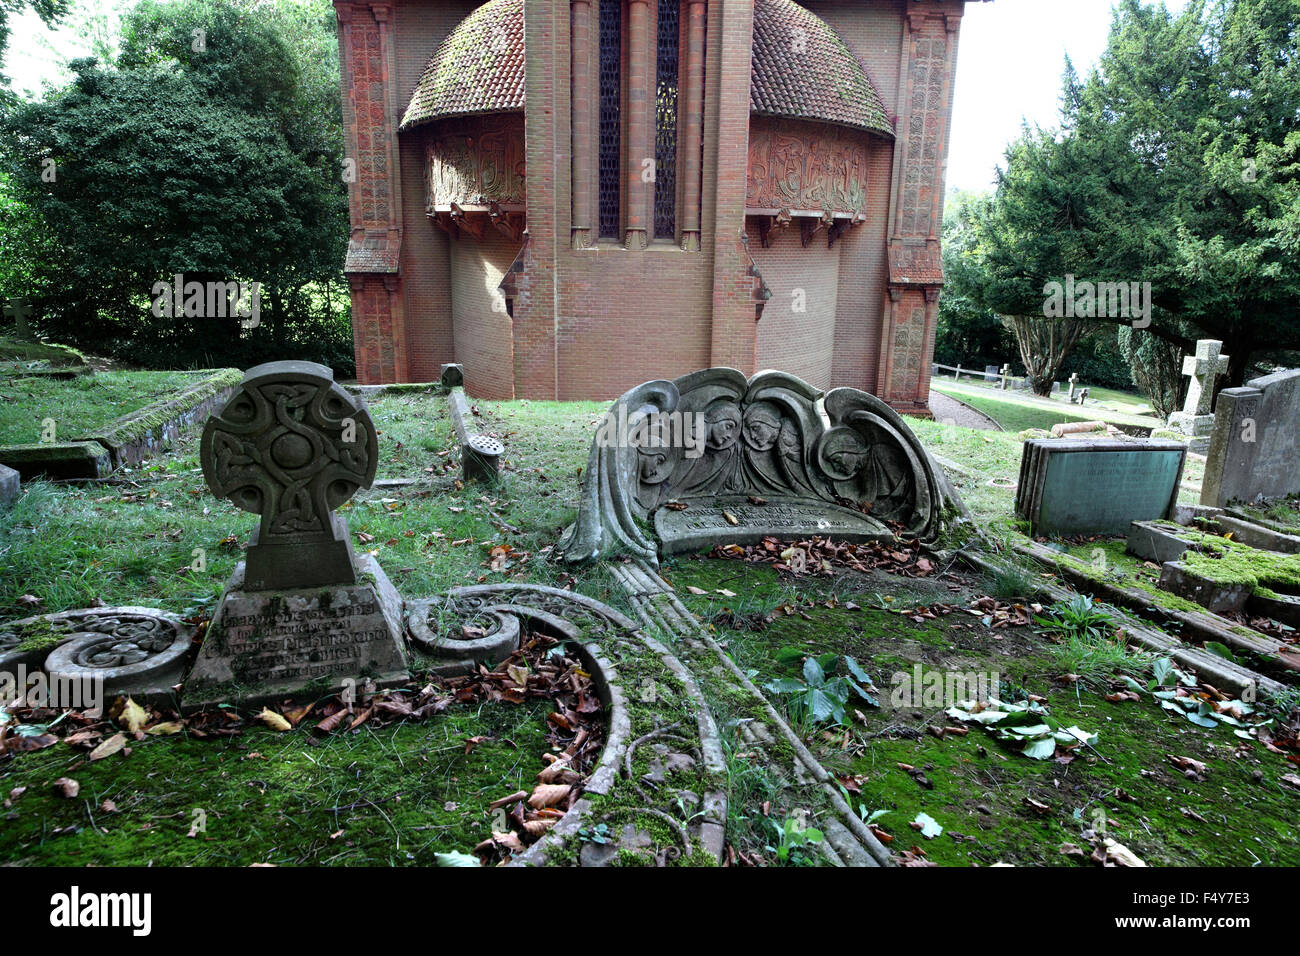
[185,361,409,709]
[1169,339,1230,454]
[200,360,377,590]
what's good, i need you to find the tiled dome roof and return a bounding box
[750,0,892,136]
[401,0,891,137]
[401,0,525,130]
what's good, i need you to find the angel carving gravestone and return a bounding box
[556,369,965,564]
[184,361,409,709]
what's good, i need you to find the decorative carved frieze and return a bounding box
[424,118,527,210]
[746,119,871,216]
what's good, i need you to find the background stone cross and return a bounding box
[1181,339,1230,416]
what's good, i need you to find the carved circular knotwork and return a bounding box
[200,361,378,539]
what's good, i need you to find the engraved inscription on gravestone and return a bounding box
[655,496,890,555]
[185,361,409,708]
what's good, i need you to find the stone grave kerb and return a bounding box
[200,360,378,591]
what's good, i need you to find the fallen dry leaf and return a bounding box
[528,783,571,809]
[87,733,128,762]
[256,708,293,732]
[117,698,149,734]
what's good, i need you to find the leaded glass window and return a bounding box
[598,0,622,239]
[653,0,679,239]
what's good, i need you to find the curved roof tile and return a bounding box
[401,0,525,130]
[402,0,892,138]
[750,0,892,136]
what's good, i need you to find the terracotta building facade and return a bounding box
[334,0,983,413]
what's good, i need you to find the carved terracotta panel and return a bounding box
[745,118,870,214]
[424,117,527,209]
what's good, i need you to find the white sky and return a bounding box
[949,0,1193,193]
[6,0,1193,195]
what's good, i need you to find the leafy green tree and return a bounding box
[1,0,349,370]
[965,0,1300,409]
[935,189,1016,369]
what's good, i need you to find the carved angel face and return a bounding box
[821,429,871,479]
[742,402,782,451]
[704,401,742,450]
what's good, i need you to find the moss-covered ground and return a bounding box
[4,377,1297,867]
[0,699,554,866]
[666,557,1300,867]
[0,369,213,445]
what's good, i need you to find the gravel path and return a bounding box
[928,391,1001,431]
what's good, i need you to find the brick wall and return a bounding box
[749,220,839,389]
[451,233,520,399]
[339,0,975,410]
[394,1,478,382]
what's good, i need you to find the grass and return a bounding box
[0,391,620,621]
[4,371,1294,867]
[0,698,554,866]
[0,370,208,445]
[666,557,1300,867]
[931,379,1162,434]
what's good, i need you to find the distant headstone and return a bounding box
[1169,339,1230,454]
[1201,367,1300,508]
[3,298,34,341]
[984,365,1000,383]
[557,368,966,564]
[1067,373,1080,402]
[1015,438,1187,536]
[999,364,1011,390]
[186,361,409,708]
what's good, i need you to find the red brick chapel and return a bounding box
[334,0,983,412]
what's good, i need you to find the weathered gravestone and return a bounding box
[1200,367,1300,508]
[3,297,34,341]
[1169,339,1230,454]
[1015,438,1187,536]
[184,361,409,709]
[556,369,965,564]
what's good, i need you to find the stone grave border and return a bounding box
[0,368,242,480]
[442,368,501,483]
[959,550,1287,700]
[1007,539,1295,689]
[605,561,894,866]
[0,339,92,379]
[0,607,196,703]
[428,583,727,867]
[1127,520,1300,631]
